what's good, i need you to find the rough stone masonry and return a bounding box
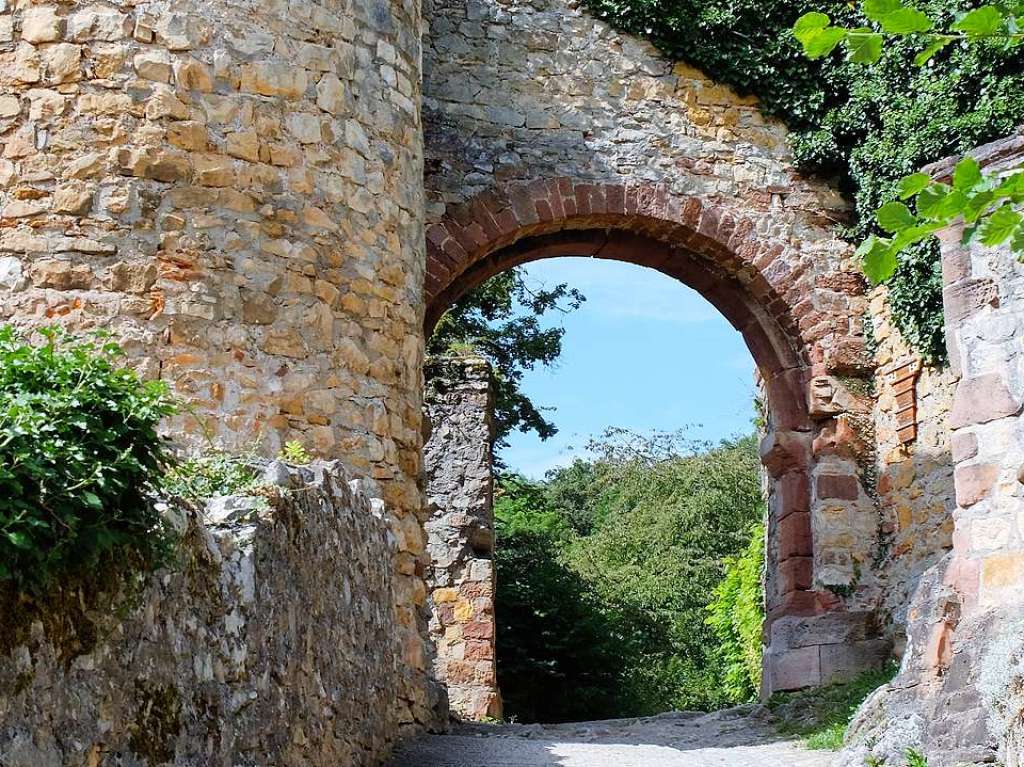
[0,0,434,731]
[0,0,1022,760]
[423,356,502,722]
[0,462,401,767]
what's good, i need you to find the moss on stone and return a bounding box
[129,680,183,764]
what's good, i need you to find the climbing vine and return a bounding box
[582,0,1024,364]
[795,2,1024,288]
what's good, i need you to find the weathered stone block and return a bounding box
[816,473,861,501]
[950,373,1022,429]
[955,462,1000,508]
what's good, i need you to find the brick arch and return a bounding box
[423,178,888,697]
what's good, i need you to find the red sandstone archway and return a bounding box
[423,177,885,698]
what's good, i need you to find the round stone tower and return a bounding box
[0,0,433,728]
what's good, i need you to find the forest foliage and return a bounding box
[493,431,766,721]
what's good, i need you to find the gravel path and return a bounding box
[384,706,834,767]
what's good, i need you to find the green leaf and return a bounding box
[1012,225,1024,255]
[890,222,944,253]
[846,29,884,63]
[964,191,995,222]
[877,201,917,232]
[5,531,32,549]
[878,7,934,34]
[952,6,1007,36]
[858,236,899,284]
[917,184,955,219]
[954,157,983,191]
[979,205,1023,245]
[793,12,831,43]
[803,27,848,59]
[862,0,903,22]
[995,172,1024,202]
[897,173,931,200]
[914,36,954,65]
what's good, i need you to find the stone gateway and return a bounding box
[0,0,1022,761]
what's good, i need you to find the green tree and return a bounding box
[492,431,766,721]
[493,475,634,722]
[428,268,584,447]
[563,431,765,712]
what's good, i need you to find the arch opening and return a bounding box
[421,179,889,721]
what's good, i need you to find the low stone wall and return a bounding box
[423,356,501,722]
[0,461,400,767]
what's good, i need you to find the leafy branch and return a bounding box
[859,156,1024,282]
[793,1,1024,284]
[794,1,1024,66]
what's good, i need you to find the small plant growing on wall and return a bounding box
[161,450,265,504]
[279,440,314,465]
[0,326,177,591]
[904,748,928,767]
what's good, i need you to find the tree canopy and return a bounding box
[428,268,584,448]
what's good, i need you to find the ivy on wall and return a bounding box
[583,0,1024,364]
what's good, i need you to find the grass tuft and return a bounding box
[769,662,898,750]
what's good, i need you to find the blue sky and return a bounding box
[501,257,757,478]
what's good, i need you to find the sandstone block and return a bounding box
[145,85,190,120]
[950,372,1022,429]
[765,645,821,693]
[760,430,810,477]
[44,43,81,83]
[951,431,979,463]
[779,511,812,558]
[22,6,60,43]
[0,95,20,117]
[192,154,235,187]
[817,473,860,501]
[955,462,1000,508]
[174,57,213,91]
[226,130,260,162]
[0,256,24,290]
[66,8,130,41]
[52,182,93,215]
[239,62,307,98]
[134,50,172,82]
[30,258,93,289]
[981,551,1024,589]
[316,73,345,114]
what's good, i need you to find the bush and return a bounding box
[706,522,765,702]
[0,327,176,591]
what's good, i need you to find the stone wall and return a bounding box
[0,0,433,727]
[839,131,1024,766]
[423,356,501,722]
[870,290,956,649]
[0,462,401,767]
